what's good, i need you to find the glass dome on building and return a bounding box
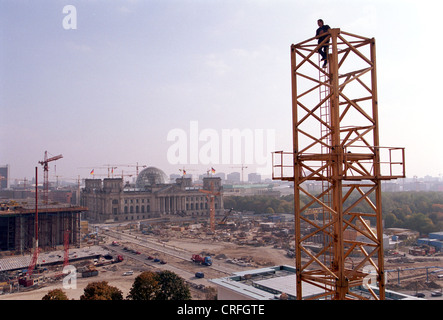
[135,167,168,188]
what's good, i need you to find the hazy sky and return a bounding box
[1,0,442,183]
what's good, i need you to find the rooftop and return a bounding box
[210,265,420,300]
[210,265,323,300]
[0,245,109,272]
[0,200,87,216]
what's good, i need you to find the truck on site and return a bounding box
[192,254,212,266]
[94,255,124,267]
[114,255,124,263]
[81,265,99,278]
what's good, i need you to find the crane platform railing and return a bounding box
[272,146,405,182]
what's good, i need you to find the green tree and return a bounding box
[42,288,69,300]
[265,207,275,214]
[225,191,443,235]
[156,270,191,300]
[403,213,436,235]
[384,212,399,228]
[127,271,159,300]
[127,270,191,300]
[80,281,123,300]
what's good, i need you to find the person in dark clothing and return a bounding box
[316,19,331,68]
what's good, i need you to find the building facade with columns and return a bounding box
[80,167,224,223]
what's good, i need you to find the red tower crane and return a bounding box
[25,167,39,280]
[63,229,70,269]
[199,182,220,232]
[38,151,63,204]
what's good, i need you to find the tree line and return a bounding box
[42,270,194,300]
[224,191,443,235]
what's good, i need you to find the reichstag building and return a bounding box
[80,167,224,223]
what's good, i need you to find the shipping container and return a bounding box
[429,240,443,250]
[429,232,443,241]
[82,270,99,278]
[417,238,430,246]
[18,278,34,287]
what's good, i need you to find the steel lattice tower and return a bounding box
[273,29,405,300]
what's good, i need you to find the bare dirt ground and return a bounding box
[383,253,443,298]
[166,238,296,267]
[0,235,295,300]
[0,258,141,300]
[2,227,440,300]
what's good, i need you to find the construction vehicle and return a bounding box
[199,181,220,232]
[38,151,63,204]
[113,255,124,263]
[218,208,233,225]
[192,254,213,266]
[409,245,435,256]
[92,255,123,267]
[81,265,98,278]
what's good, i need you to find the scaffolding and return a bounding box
[272,29,405,300]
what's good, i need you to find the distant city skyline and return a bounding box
[1,1,442,182]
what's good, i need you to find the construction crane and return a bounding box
[119,170,137,182]
[53,229,71,278]
[25,167,39,279]
[199,182,220,232]
[63,229,70,270]
[102,164,118,178]
[78,166,117,178]
[230,165,248,183]
[272,29,405,300]
[38,151,63,205]
[15,178,29,190]
[62,176,85,205]
[80,163,147,178]
[113,163,147,177]
[178,167,197,177]
[218,208,233,225]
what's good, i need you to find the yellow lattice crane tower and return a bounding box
[199,182,220,232]
[272,29,405,300]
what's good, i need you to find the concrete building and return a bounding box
[0,165,9,189]
[0,202,84,253]
[226,172,241,184]
[210,265,419,300]
[222,183,280,197]
[80,166,224,223]
[248,173,261,183]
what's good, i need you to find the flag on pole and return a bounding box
[211,167,216,174]
[90,169,94,175]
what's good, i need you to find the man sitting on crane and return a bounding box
[316,19,331,68]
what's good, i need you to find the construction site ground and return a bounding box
[0,229,295,300]
[383,251,443,299]
[0,221,442,300]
